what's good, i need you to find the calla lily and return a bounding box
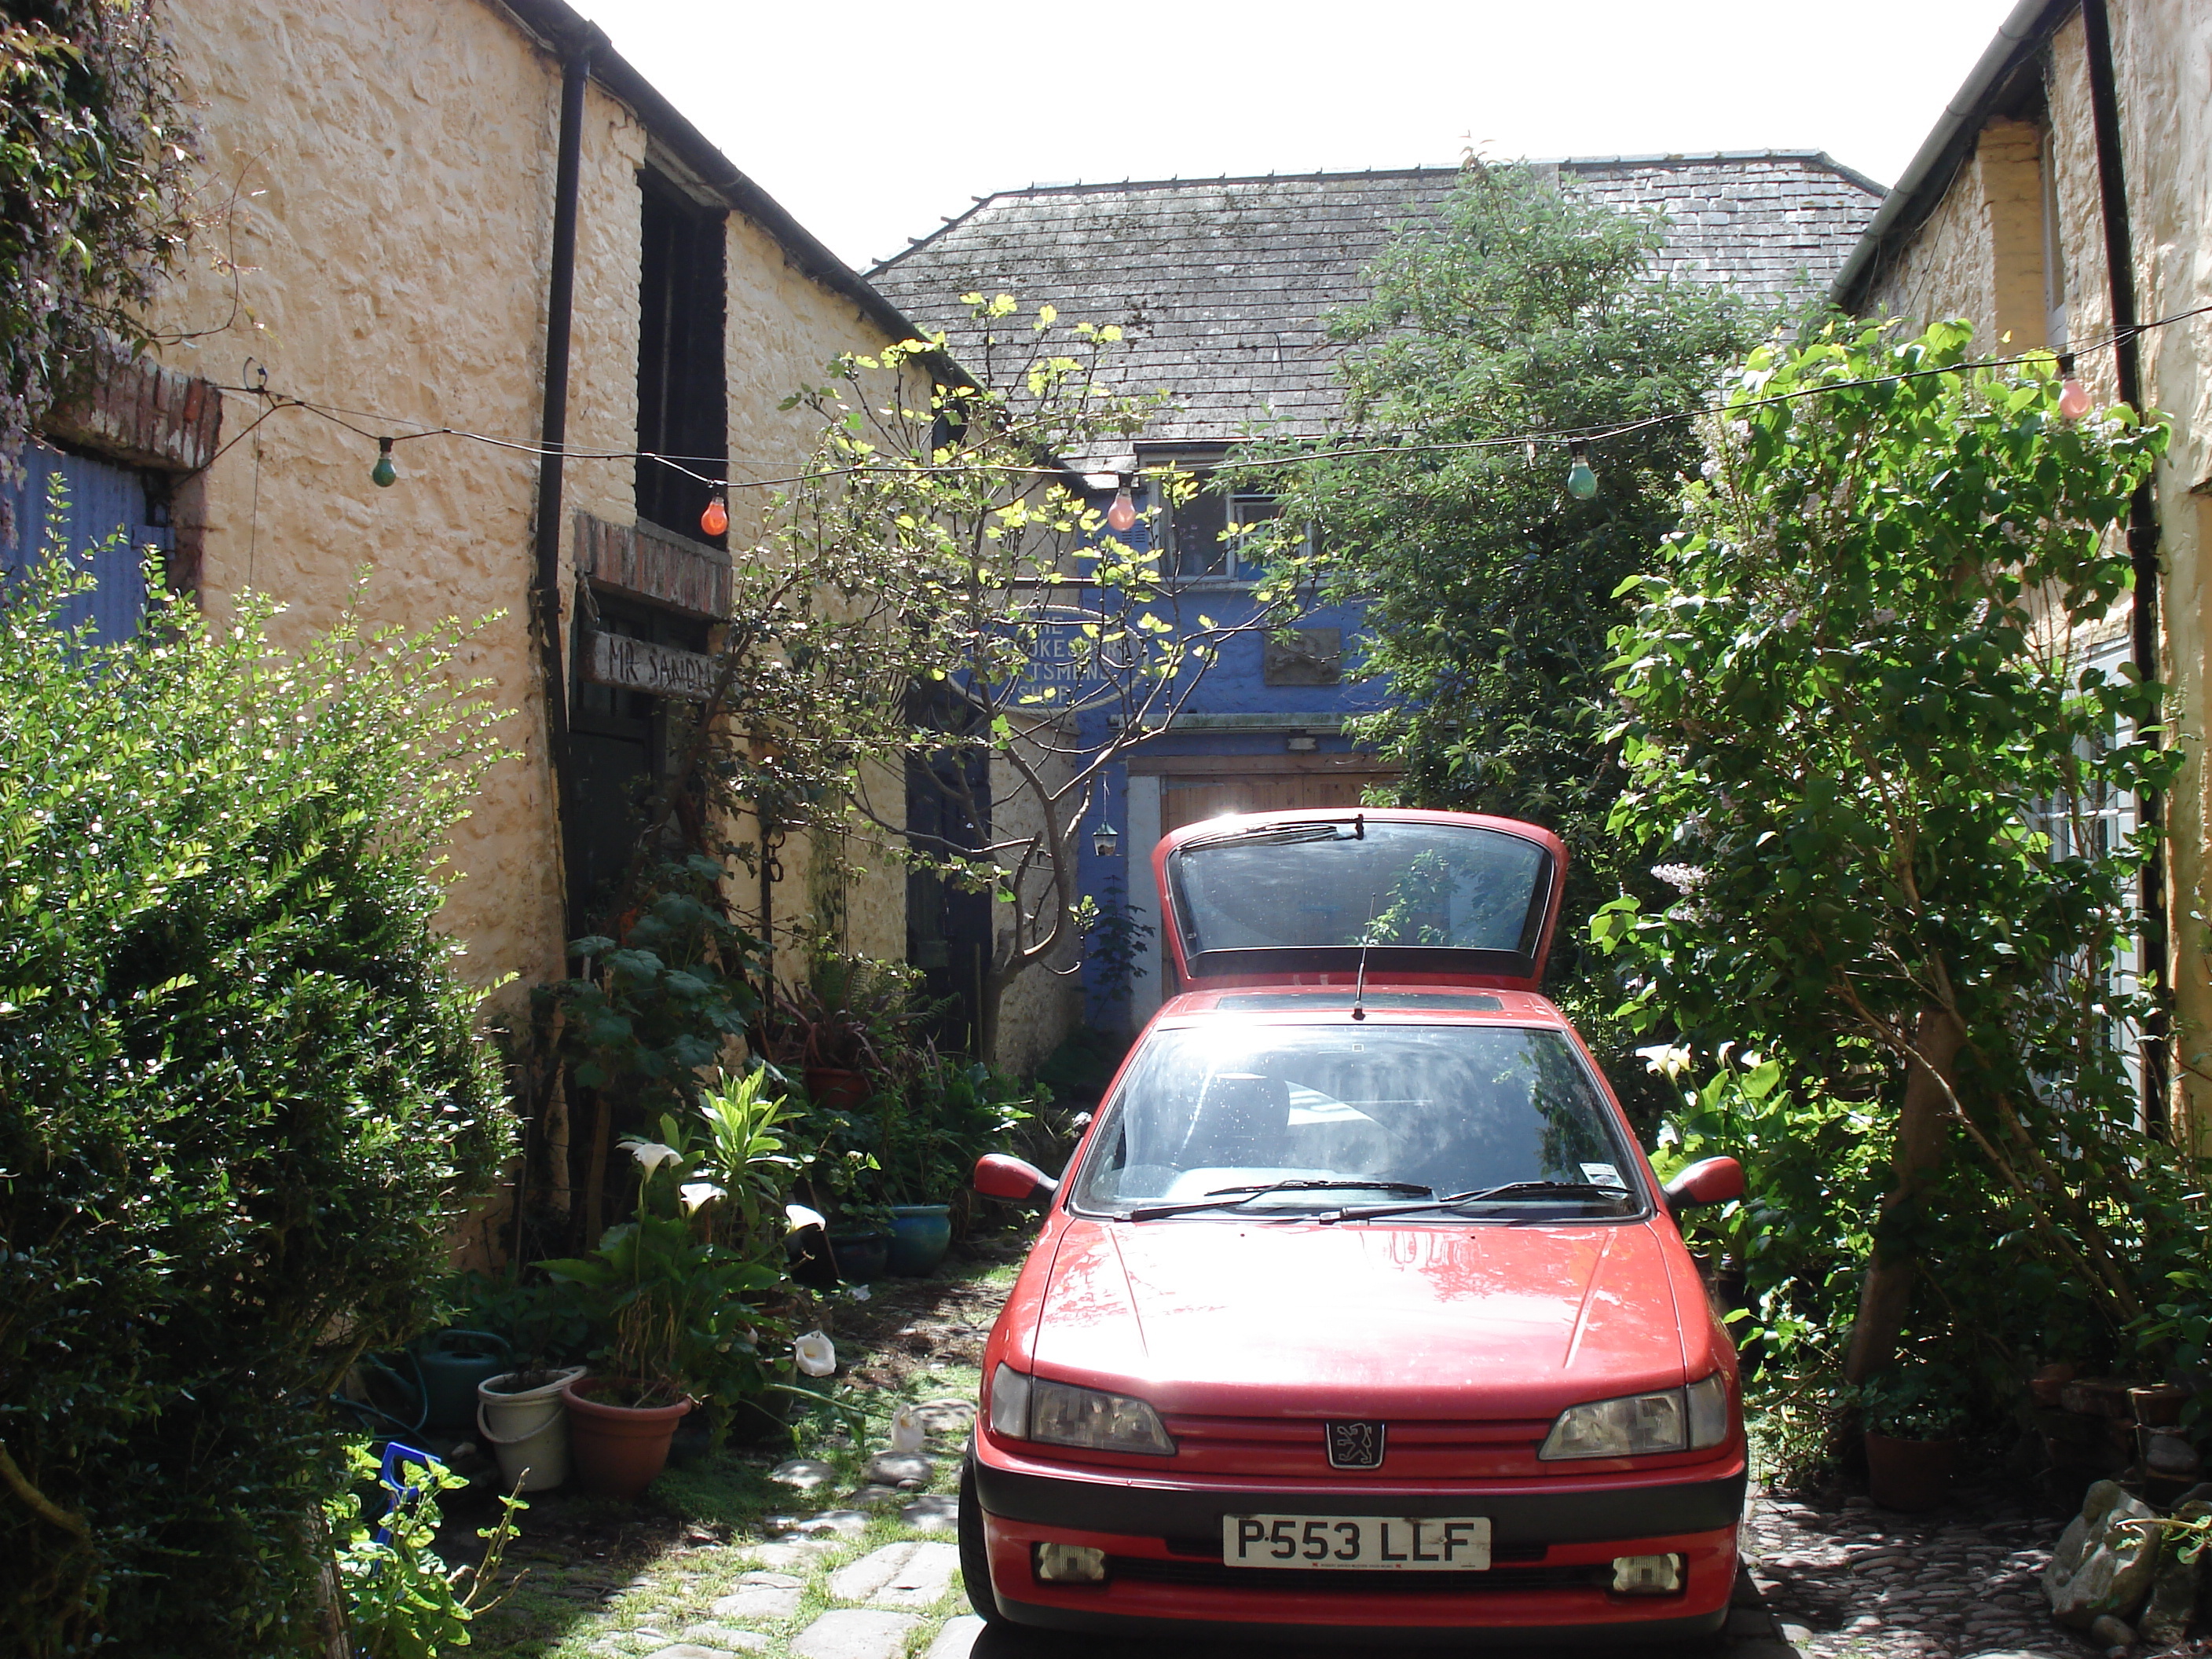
[794,1331,837,1378]
[784,1203,826,1233]
[624,1139,681,1172]
[679,1181,726,1213]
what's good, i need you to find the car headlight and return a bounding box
[990,1362,1176,1456]
[1539,1373,1731,1460]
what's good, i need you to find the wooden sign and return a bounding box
[582,629,718,702]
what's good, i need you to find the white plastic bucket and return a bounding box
[476,1367,585,1492]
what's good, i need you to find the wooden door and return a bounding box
[1160,771,1383,834]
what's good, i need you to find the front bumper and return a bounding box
[974,1445,1745,1642]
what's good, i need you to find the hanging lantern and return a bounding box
[1092,821,1122,859]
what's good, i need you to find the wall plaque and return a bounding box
[583,629,719,702]
[1263,626,1343,686]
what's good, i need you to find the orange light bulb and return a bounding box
[701,494,728,537]
[1106,487,1137,533]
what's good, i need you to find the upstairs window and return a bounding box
[1164,479,1304,580]
[635,172,727,544]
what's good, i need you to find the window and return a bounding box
[3,440,167,643]
[635,172,727,543]
[2042,126,2068,351]
[2036,635,2140,1112]
[1163,478,1305,580]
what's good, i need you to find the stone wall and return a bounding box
[142,0,911,1028]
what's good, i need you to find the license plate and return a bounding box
[1221,1514,1492,1570]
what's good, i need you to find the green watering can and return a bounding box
[414,1329,512,1431]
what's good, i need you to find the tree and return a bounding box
[0,2,193,518]
[0,552,509,1654]
[1595,320,2185,1389]
[648,299,1280,1062]
[1254,160,1754,1013]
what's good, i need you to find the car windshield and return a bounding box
[1070,1023,1642,1218]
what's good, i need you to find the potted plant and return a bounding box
[1853,1358,1969,1512]
[541,1112,789,1496]
[768,953,917,1110]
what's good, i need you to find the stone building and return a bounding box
[12,0,940,1005]
[872,157,1884,1031]
[1834,0,2212,1137]
[3,0,966,1249]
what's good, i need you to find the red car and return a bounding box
[961,808,1746,1644]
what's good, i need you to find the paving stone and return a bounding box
[844,1484,905,1507]
[865,1452,933,1485]
[769,1458,840,1491]
[737,1539,839,1571]
[925,1614,985,1659]
[782,1509,873,1538]
[644,1648,748,1659]
[707,1580,804,1622]
[899,1494,960,1532]
[789,1609,921,1659]
[828,1540,960,1608]
[677,1628,770,1653]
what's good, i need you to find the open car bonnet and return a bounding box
[1152,808,1566,994]
[1027,1214,1689,1420]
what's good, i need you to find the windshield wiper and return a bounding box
[1180,815,1364,853]
[1320,1180,1635,1224]
[1126,1177,1432,1222]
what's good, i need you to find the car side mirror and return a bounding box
[1661,1156,1745,1214]
[975,1152,1059,1205]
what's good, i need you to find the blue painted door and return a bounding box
[4,441,164,643]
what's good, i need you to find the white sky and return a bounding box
[569,0,2021,272]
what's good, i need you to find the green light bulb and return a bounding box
[1566,456,1597,500]
[372,439,397,489]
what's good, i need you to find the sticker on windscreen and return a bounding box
[1580,1163,1628,1189]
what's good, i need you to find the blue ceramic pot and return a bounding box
[887,1204,953,1276]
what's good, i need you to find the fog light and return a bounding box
[1611,1553,1683,1595]
[1035,1543,1108,1584]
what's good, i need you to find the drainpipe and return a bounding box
[535,24,605,950]
[2081,0,2168,1130]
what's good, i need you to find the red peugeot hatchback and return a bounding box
[960,808,1746,1644]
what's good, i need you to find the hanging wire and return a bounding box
[206,302,2212,495]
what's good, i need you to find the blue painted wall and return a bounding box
[1031,496,1393,1030]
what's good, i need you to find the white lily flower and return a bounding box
[679,1181,726,1214]
[784,1203,826,1233]
[624,1139,681,1172]
[794,1331,837,1378]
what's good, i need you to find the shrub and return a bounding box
[0,555,509,1655]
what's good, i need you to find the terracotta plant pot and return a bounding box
[562,1376,692,1500]
[1864,1431,1958,1512]
[804,1066,871,1112]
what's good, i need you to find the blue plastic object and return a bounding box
[375,1441,441,1546]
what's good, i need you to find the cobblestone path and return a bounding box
[470,1257,2106,1659]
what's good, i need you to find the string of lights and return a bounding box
[210,300,2212,542]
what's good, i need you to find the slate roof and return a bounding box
[868,155,1886,461]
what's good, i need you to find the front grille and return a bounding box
[1108,1558,1611,1595]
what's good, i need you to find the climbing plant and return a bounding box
[1596,320,2192,1404]
[0,1,195,519]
